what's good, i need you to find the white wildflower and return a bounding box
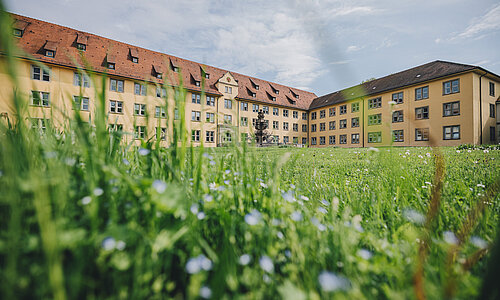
[259,256,274,273]
[81,196,92,205]
[357,249,373,260]
[239,254,251,265]
[291,211,303,222]
[318,271,350,292]
[93,187,104,196]
[102,237,116,251]
[152,180,167,193]
[138,148,150,156]
[443,231,458,245]
[245,209,262,226]
[470,236,488,249]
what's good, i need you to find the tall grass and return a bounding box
[1,4,500,299]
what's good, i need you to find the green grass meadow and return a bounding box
[1,4,500,300]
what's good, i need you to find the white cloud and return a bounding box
[346,45,363,52]
[455,3,500,40]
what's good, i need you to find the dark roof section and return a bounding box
[8,13,316,108]
[310,60,481,110]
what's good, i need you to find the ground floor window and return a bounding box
[415,128,429,141]
[329,135,335,145]
[392,130,404,142]
[311,137,317,145]
[206,131,215,143]
[443,125,460,140]
[351,133,360,144]
[320,136,326,145]
[368,132,381,143]
[339,134,347,144]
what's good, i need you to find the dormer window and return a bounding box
[170,59,179,72]
[43,41,58,58]
[252,93,256,98]
[76,34,88,51]
[12,20,29,38]
[255,85,259,90]
[191,73,201,87]
[205,73,210,79]
[106,54,116,69]
[276,90,279,94]
[272,97,276,101]
[13,29,23,37]
[195,81,200,87]
[290,89,299,99]
[153,65,163,79]
[294,95,299,99]
[200,66,209,79]
[130,48,139,63]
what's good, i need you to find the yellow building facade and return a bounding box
[1,14,499,148]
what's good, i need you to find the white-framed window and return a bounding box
[329,121,335,130]
[240,117,248,126]
[110,79,124,92]
[443,79,459,95]
[207,96,215,106]
[311,137,317,145]
[241,102,248,111]
[32,65,50,81]
[339,105,347,114]
[393,130,404,142]
[351,133,360,144]
[273,107,279,116]
[206,112,215,123]
[320,110,326,118]
[134,83,147,96]
[134,126,146,139]
[252,104,259,112]
[415,106,429,119]
[283,122,289,131]
[329,135,336,145]
[319,123,325,131]
[415,128,429,141]
[368,97,382,109]
[329,107,335,116]
[352,102,360,112]
[273,120,279,129]
[109,124,123,132]
[392,111,404,123]
[73,96,89,111]
[368,132,382,143]
[262,106,269,114]
[293,123,298,132]
[311,112,317,120]
[293,111,298,118]
[302,112,308,120]
[155,106,166,118]
[311,124,317,132]
[415,86,429,100]
[224,114,232,124]
[351,117,359,128]
[31,91,50,107]
[156,87,167,98]
[302,124,307,132]
[339,119,347,129]
[31,118,48,131]
[192,130,201,142]
[392,92,403,104]
[283,109,289,117]
[191,111,201,121]
[284,136,290,144]
[109,100,123,113]
[368,113,382,125]
[443,125,460,140]
[206,131,215,143]
[192,93,201,104]
[134,103,146,116]
[224,99,232,109]
[225,86,232,94]
[74,72,90,87]
[443,101,460,117]
[339,134,347,144]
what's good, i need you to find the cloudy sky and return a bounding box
[6,0,500,96]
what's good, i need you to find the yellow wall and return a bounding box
[308,71,499,148]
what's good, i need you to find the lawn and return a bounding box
[1,122,499,299]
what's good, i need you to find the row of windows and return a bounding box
[310,126,463,145]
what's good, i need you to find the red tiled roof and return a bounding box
[7,13,316,109]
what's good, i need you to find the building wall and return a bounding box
[0,59,309,147]
[308,72,491,147]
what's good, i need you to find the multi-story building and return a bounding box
[1,14,499,147]
[0,14,315,147]
[309,61,500,147]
